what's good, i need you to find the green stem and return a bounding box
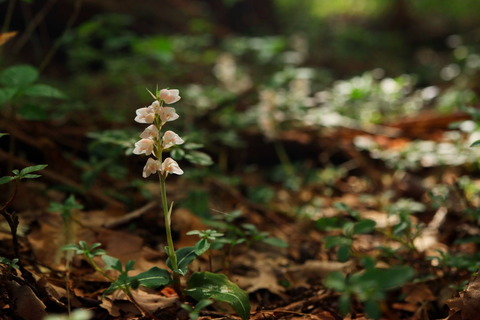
[159,174,183,298]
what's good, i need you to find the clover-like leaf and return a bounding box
[185,151,213,166]
[24,84,67,99]
[186,272,251,320]
[0,65,39,87]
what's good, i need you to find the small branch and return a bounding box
[103,201,157,228]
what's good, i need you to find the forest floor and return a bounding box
[1,109,479,320]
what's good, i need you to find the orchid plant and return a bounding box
[66,88,249,319]
[130,87,250,319]
[133,88,185,295]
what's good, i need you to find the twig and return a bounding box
[39,0,83,71]
[12,0,58,54]
[103,201,157,228]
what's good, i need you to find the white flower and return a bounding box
[143,158,161,178]
[162,130,184,149]
[133,138,155,155]
[149,100,161,114]
[140,124,159,139]
[158,107,179,124]
[134,106,155,123]
[161,157,183,175]
[159,89,181,104]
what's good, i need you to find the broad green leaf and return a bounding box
[24,84,67,99]
[324,235,352,249]
[324,271,347,291]
[0,133,9,138]
[471,140,480,147]
[0,65,38,87]
[352,219,376,235]
[0,176,15,185]
[167,246,198,275]
[185,151,213,166]
[315,217,346,231]
[337,244,351,262]
[194,239,210,255]
[170,148,185,160]
[19,164,47,175]
[338,293,351,315]
[361,266,415,290]
[262,237,288,248]
[0,87,17,104]
[364,299,381,320]
[103,278,129,295]
[125,260,135,272]
[133,267,172,288]
[186,272,251,320]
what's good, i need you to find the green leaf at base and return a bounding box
[185,272,251,320]
[133,267,172,289]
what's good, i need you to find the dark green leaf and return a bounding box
[352,219,376,235]
[324,271,347,291]
[315,217,346,231]
[102,255,122,271]
[186,272,251,320]
[133,267,172,288]
[0,87,17,104]
[23,84,67,99]
[364,299,381,320]
[171,148,185,160]
[185,151,213,166]
[471,140,480,147]
[0,65,38,87]
[167,246,198,275]
[337,244,351,262]
[0,176,15,185]
[360,266,415,290]
[125,260,135,272]
[324,235,352,249]
[194,239,210,255]
[19,164,47,175]
[262,237,288,248]
[0,133,9,139]
[21,174,41,179]
[338,293,351,315]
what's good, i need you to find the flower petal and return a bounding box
[135,107,155,124]
[161,157,183,175]
[158,107,179,124]
[159,89,181,104]
[143,158,161,178]
[162,130,184,149]
[133,138,154,155]
[140,124,159,139]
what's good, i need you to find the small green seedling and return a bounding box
[316,202,376,262]
[324,261,415,319]
[0,164,47,265]
[180,299,213,320]
[0,256,19,270]
[187,229,224,271]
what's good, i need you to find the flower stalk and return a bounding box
[133,88,184,298]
